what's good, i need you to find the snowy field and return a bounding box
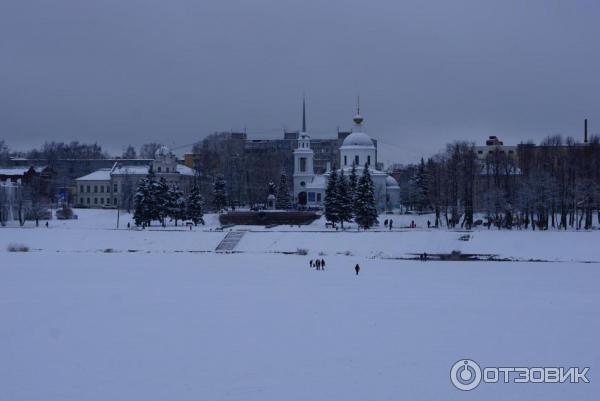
[1,209,599,400]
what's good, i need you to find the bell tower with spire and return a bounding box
[293,97,314,204]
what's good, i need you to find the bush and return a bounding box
[7,243,29,252]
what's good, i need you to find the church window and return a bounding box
[113,184,118,193]
[355,155,359,165]
[308,192,316,202]
[157,167,162,172]
[344,155,347,166]
[100,186,104,193]
[100,198,104,204]
[367,155,371,165]
[300,158,306,172]
[300,181,306,187]
[317,193,321,202]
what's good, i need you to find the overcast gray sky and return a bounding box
[2,0,599,165]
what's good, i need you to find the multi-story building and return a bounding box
[75,146,194,209]
[474,136,518,160]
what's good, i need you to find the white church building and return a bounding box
[293,105,400,210]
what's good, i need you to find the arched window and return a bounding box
[344,155,347,166]
[355,155,359,165]
[367,155,371,165]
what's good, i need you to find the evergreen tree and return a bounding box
[186,184,204,225]
[167,184,186,226]
[133,177,150,226]
[155,177,170,226]
[355,163,379,229]
[348,162,359,210]
[133,168,158,226]
[212,174,227,212]
[337,169,353,228]
[414,157,429,211]
[324,167,340,225]
[275,171,292,209]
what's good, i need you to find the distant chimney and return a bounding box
[584,119,588,143]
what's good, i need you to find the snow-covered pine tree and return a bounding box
[414,157,429,211]
[133,177,149,226]
[355,163,379,229]
[186,184,204,225]
[337,169,353,228]
[348,162,358,210]
[212,174,227,212]
[324,167,340,225]
[167,184,186,226]
[133,168,156,226]
[155,177,170,226]
[275,171,292,210]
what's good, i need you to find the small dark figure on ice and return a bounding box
[315,259,321,270]
[320,259,325,270]
[355,264,360,275]
[389,219,393,230]
[309,260,313,268]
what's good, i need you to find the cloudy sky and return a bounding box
[2,0,600,164]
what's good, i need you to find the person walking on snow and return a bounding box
[389,219,393,230]
[320,259,325,270]
[355,264,360,275]
[315,259,321,270]
[309,260,313,268]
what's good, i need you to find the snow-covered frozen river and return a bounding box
[1,210,599,400]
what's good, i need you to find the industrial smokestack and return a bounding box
[584,119,588,143]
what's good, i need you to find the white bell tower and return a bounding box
[293,98,314,202]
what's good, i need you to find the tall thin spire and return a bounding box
[353,95,364,126]
[302,96,307,133]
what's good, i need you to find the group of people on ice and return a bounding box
[309,259,362,275]
[309,259,326,270]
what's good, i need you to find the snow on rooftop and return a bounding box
[0,167,32,176]
[75,169,112,181]
[176,164,195,176]
[111,165,149,176]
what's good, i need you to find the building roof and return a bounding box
[341,132,376,148]
[176,164,195,176]
[75,169,112,181]
[111,164,149,176]
[0,166,50,177]
[0,167,32,176]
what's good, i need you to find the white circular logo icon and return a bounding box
[451,359,482,391]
